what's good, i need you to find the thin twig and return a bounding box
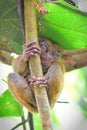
[22,116,27,130]
[28,112,34,130]
[11,118,27,130]
[57,101,69,103]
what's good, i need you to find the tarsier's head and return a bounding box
[39,38,62,70]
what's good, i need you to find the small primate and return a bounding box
[8,39,65,113]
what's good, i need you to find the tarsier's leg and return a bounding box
[27,63,64,109]
[45,63,64,108]
[8,73,38,113]
[8,73,49,113]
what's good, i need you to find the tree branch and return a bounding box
[24,0,53,130]
[0,50,13,65]
[63,48,87,71]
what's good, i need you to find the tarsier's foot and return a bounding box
[28,76,49,88]
[23,40,41,62]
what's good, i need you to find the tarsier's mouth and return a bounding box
[41,57,54,66]
[41,54,54,63]
[41,56,55,74]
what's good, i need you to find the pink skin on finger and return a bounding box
[28,76,49,88]
[23,40,36,51]
[25,49,41,56]
[26,40,36,47]
[23,43,41,62]
[25,46,41,52]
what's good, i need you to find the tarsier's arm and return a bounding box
[45,63,64,108]
[12,55,28,75]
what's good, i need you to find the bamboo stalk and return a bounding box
[24,0,53,130]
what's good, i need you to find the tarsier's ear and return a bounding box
[52,41,63,56]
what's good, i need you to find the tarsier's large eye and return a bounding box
[53,49,61,57]
[41,42,48,52]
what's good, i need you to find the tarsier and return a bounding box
[8,0,87,113]
[8,39,65,113]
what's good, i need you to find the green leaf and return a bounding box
[38,1,87,49]
[0,0,87,54]
[65,67,87,118]
[0,0,23,54]
[0,90,24,117]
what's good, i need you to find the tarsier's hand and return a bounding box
[23,40,41,62]
[28,76,48,88]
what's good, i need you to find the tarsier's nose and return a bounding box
[46,53,54,62]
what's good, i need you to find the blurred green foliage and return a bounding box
[0,90,24,117]
[64,67,87,118]
[77,67,87,118]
